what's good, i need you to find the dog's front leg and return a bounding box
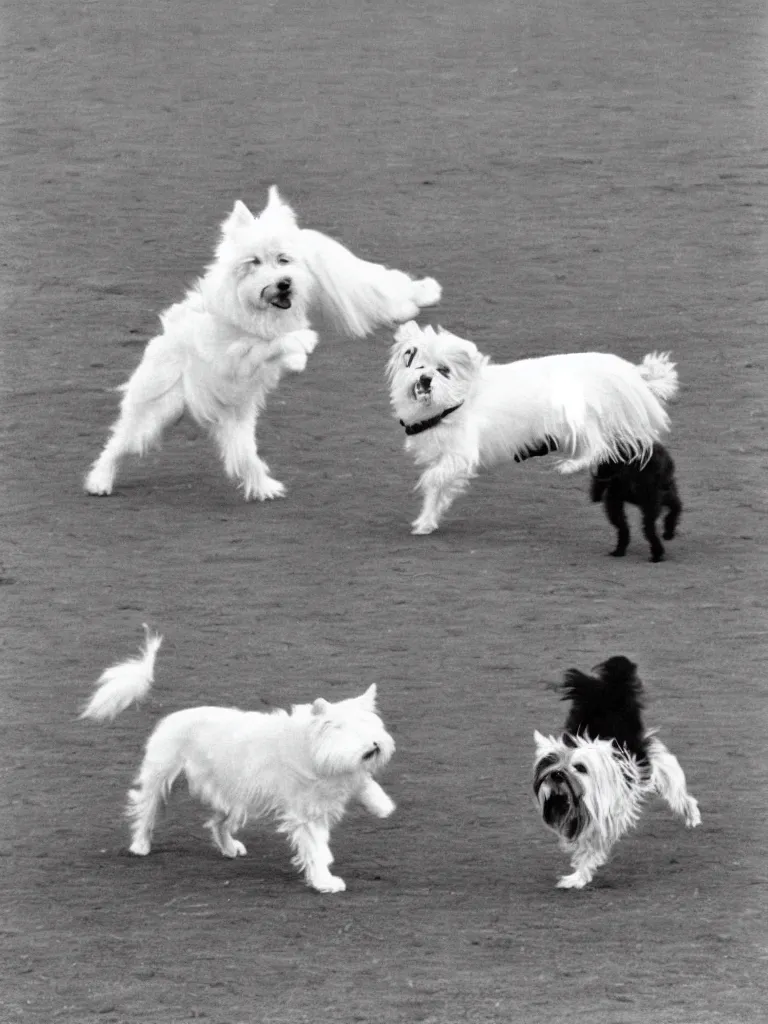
[357,778,396,818]
[287,820,346,894]
[264,329,319,374]
[557,843,610,889]
[412,458,472,535]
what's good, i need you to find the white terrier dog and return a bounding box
[388,322,678,534]
[533,656,700,889]
[81,628,396,894]
[85,188,441,500]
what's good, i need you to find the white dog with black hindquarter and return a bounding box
[85,187,441,500]
[80,628,396,894]
[533,656,700,889]
[388,322,678,535]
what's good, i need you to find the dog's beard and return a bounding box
[534,736,643,845]
[535,768,589,841]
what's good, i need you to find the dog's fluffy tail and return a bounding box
[638,352,678,402]
[80,625,163,722]
[301,228,441,339]
[561,657,649,762]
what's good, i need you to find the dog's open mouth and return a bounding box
[412,381,432,401]
[269,293,292,310]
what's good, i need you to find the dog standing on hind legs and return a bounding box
[590,441,682,562]
[80,627,396,894]
[85,187,441,500]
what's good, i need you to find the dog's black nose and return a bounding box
[418,373,432,388]
[550,769,565,782]
[276,278,292,292]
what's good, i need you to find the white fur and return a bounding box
[82,631,395,893]
[388,323,678,534]
[80,625,162,721]
[85,188,441,500]
[533,730,700,889]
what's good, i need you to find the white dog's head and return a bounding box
[199,187,314,334]
[304,684,395,777]
[387,322,487,430]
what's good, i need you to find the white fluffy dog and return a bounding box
[388,322,678,534]
[81,628,396,894]
[85,188,441,500]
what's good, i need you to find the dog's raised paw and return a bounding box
[414,277,442,308]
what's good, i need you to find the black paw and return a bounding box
[609,549,627,558]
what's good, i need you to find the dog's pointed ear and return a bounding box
[312,698,331,716]
[534,730,553,755]
[221,200,256,236]
[359,684,377,710]
[260,185,298,227]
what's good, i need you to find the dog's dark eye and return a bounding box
[404,347,416,368]
[573,763,588,774]
[251,256,262,266]
[437,367,451,378]
[277,254,291,265]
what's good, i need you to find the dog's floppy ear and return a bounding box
[436,327,481,374]
[221,200,256,236]
[312,698,331,716]
[260,185,299,227]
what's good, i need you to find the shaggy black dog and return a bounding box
[590,442,682,562]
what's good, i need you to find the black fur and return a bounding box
[513,436,559,463]
[561,656,650,765]
[590,442,682,562]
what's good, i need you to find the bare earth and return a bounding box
[2,1,767,1021]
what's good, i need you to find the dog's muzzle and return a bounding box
[263,278,293,310]
[412,374,433,400]
[537,770,587,840]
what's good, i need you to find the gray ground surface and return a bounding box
[3,1,767,1021]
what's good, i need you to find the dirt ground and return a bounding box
[3,1,768,1021]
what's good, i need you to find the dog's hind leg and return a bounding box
[283,818,345,893]
[647,738,701,828]
[85,388,185,495]
[206,811,247,857]
[212,411,285,501]
[604,491,631,557]
[126,744,184,854]
[640,503,666,562]
[662,483,682,541]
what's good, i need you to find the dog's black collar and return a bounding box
[400,403,464,436]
